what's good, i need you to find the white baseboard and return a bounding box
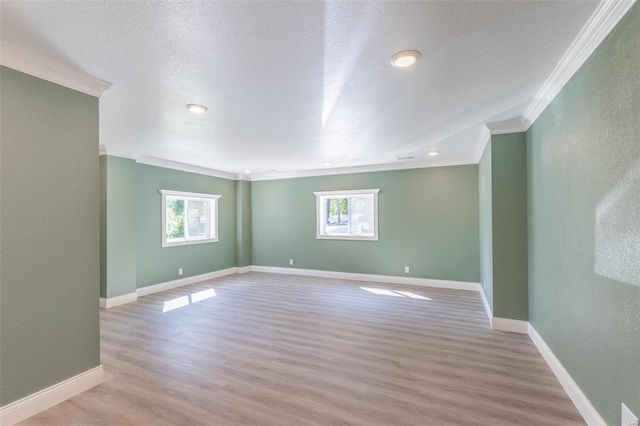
[99,292,138,309]
[136,267,238,297]
[528,324,605,425]
[491,317,529,334]
[250,265,482,291]
[236,265,252,274]
[0,365,103,426]
[479,289,493,323]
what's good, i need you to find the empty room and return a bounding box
[0,1,638,425]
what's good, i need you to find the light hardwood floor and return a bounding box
[21,272,584,425]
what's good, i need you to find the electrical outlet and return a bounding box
[404,266,410,274]
[178,268,183,276]
[289,259,293,265]
[622,403,638,426]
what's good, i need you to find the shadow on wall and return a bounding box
[595,157,640,287]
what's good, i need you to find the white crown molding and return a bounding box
[98,145,140,160]
[485,118,527,135]
[137,156,239,180]
[521,0,637,129]
[0,42,112,98]
[528,324,606,426]
[249,156,476,182]
[0,366,103,425]
[99,145,242,181]
[473,125,492,163]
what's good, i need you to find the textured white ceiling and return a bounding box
[0,1,599,177]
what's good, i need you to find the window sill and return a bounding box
[316,235,378,241]
[162,237,218,248]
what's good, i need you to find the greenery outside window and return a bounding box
[313,189,380,241]
[160,190,221,247]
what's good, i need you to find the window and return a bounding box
[160,190,221,247]
[314,189,380,241]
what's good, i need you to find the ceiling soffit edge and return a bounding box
[0,41,112,97]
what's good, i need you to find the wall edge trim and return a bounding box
[0,366,104,426]
[528,324,606,426]
[491,317,529,334]
[250,265,481,291]
[136,267,238,297]
[99,292,138,309]
[0,42,112,98]
[485,118,527,135]
[480,288,493,323]
[521,0,637,129]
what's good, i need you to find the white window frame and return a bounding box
[160,189,221,247]
[313,189,380,241]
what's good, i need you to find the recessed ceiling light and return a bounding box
[186,104,208,113]
[323,162,331,167]
[244,169,251,174]
[391,50,421,68]
[428,151,440,157]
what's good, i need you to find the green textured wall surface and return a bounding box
[135,164,236,288]
[235,180,252,267]
[478,140,494,313]
[101,156,137,298]
[252,166,480,282]
[491,133,528,320]
[0,67,100,405]
[527,4,640,424]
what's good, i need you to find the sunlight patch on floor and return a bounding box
[360,287,431,300]
[163,289,217,312]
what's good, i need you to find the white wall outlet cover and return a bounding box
[622,403,638,426]
[178,268,183,275]
[404,266,410,273]
[289,259,293,265]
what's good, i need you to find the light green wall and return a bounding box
[235,180,252,267]
[252,166,480,282]
[478,140,493,313]
[491,133,528,320]
[0,67,100,405]
[135,164,236,288]
[101,156,137,298]
[527,3,640,424]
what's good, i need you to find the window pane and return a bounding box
[187,199,210,238]
[166,198,185,239]
[349,195,374,235]
[325,197,349,235]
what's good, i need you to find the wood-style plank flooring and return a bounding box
[21,272,583,425]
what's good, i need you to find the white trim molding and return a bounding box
[521,0,637,129]
[236,266,252,274]
[480,289,493,324]
[528,324,606,426]
[485,118,527,135]
[100,292,138,309]
[0,366,104,426]
[99,146,240,180]
[473,125,492,163]
[0,42,112,98]
[250,265,482,292]
[136,267,238,297]
[491,317,529,334]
